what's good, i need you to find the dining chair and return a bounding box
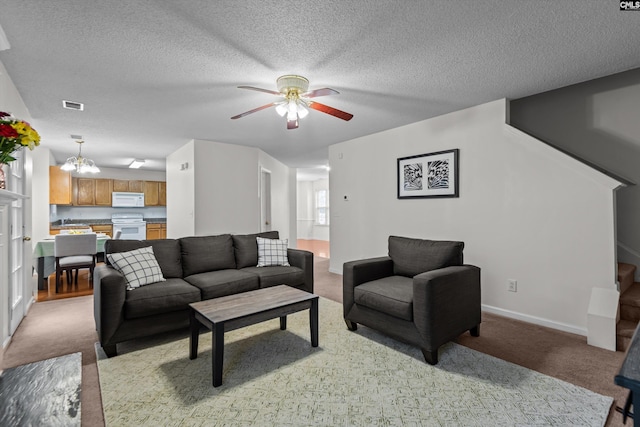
[54,233,97,292]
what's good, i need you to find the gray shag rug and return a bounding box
[97,298,612,426]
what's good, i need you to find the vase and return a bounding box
[0,163,5,190]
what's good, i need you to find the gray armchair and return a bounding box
[343,236,481,365]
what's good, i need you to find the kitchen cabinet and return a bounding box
[159,181,166,206]
[113,179,144,193]
[91,224,113,237]
[73,178,114,206]
[75,178,95,205]
[49,166,72,205]
[144,181,160,206]
[146,223,166,240]
[94,179,113,205]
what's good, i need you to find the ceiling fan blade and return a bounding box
[231,102,277,119]
[308,101,353,121]
[302,88,339,98]
[237,86,282,96]
[287,118,299,130]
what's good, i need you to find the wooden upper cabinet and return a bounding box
[112,179,129,192]
[94,179,113,205]
[113,179,143,192]
[49,166,72,205]
[143,181,159,206]
[128,180,143,192]
[159,181,166,206]
[75,178,96,205]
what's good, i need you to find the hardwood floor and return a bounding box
[36,268,96,302]
[296,239,330,258]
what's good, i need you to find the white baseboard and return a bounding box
[328,267,342,275]
[482,304,587,337]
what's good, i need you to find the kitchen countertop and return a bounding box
[50,218,166,229]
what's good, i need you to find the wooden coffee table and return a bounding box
[189,285,319,387]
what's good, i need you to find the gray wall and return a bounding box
[510,68,640,278]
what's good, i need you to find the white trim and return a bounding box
[329,267,341,275]
[481,304,587,336]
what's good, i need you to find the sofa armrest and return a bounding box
[93,264,128,348]
[343,257,395,315]
[412,265,481,346]
[287,248,314,293]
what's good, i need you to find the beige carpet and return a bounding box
[97,298,613,427]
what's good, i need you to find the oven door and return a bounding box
[112,222,146,240]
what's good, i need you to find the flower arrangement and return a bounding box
[0,111,41,164]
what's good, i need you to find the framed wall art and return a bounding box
[397,149,459,199]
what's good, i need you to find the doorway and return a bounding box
[296,168,330,259]
[260,168,272,232]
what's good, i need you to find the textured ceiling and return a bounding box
[0,1,639,176]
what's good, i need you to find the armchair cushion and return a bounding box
[389,236,464,277]
[354,275,414,321]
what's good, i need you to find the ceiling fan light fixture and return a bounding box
[275,103,288,117]
[297,102,309,119]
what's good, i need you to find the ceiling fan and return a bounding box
[231,75,353,129]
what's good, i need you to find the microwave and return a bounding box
[112,192,145,207]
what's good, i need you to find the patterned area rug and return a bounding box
[97,298,612,426]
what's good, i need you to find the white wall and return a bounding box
[259,150,296,243]
[166,141,195,238]
[297,179,330,241]
[297,181,314,239]
[167,139,295,240]
[329,99,620,335]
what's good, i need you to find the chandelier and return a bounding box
[60,140,100,173]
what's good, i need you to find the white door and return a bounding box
[7,154,27,334]
[260,169,272,232]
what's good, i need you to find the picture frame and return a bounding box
[397,149,459,199]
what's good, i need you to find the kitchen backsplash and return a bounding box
[51,205,167,222]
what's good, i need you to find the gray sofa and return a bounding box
[343,236,480,365]
[94,231,313,356]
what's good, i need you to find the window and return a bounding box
[316,189,329,225]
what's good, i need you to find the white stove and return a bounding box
[111,212,146,240]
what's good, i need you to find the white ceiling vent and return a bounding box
[70,134,83,140]
[62,100,84,111]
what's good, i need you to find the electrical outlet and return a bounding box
[507,279,517,292]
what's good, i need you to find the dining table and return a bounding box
[32,234,110,290]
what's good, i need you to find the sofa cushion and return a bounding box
[124,278,201,320]
[257,237,290,267]
[388,236,464,278]
[241,266,305,289]
[184,269,260,300]
[354,275,414,321]
[107,246,166,290]
[180,234,236,276]
[105,239,183,278]
[233,231,280,268]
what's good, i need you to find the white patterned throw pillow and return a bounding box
[256,237,290,267]
[107,246,166,290]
